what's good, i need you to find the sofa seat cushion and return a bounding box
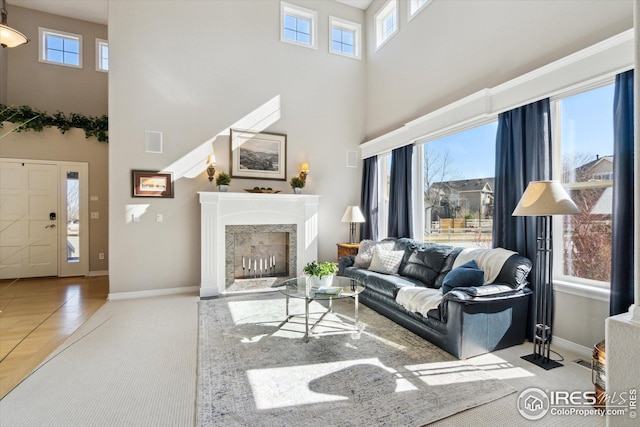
[343,267,424,299]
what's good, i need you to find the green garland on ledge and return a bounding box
[0,104,109,143]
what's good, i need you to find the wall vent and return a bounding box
[145,131,163,153]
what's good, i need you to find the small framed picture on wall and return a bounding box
[131,170,174,198]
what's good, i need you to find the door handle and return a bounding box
[45,224,56,229]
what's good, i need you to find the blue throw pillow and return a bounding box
[441,260,484,294]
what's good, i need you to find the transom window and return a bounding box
[409,0,431,20]
[39,28,82,68]
[280,2,317,49]
[96,39,109,72]
[329,16,361,60]
[375,0,398,50]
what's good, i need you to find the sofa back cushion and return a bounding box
[397,243,461,288]
[493,254,533,289]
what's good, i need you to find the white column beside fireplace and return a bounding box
[198,192,320,298]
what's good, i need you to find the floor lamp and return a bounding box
[512,181,580,370]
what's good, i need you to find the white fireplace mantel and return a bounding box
[198,192,320,298]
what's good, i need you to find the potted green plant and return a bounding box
[216,172,231,192]
[290,176,305,194]
[303,261,338,288]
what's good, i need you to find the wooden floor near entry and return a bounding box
[0,276,108,399]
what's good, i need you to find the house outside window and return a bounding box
[375,0,398,51]
[553,83,615,287]
[421,122,497,247]
[281,2,317,49]
[96,39,108,72]
[39,28,82,68]
[329,16,361,60]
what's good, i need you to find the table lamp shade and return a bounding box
[512,181,580,216]
[341,206,365,223]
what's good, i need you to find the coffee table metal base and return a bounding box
[284,294,360,342]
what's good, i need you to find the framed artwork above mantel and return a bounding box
[230,129,287,181]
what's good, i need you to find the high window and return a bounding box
[421,122,497,247]
[375,0,398,50]
[281,2,317,49]
[329,16,361,60]
[39,28,82,68]
[409,0,430,20]
[553,83,615,286]
[96,39,109,72]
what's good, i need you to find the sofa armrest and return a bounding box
[449,284,519,299]
[338,255,356,275]
[435,286,531,322]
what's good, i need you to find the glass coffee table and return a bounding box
[274,276,365,342]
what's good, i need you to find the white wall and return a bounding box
[364,0,633,140]
[5,6,108,116]
[108,0,365,294]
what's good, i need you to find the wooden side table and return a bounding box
[337,243,360,259]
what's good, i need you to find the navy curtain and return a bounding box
[610,70,635,316]
[360,156,378,241]
[493,98,552,340]
[388,145,414,238]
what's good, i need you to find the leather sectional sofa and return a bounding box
[338,238,533,359]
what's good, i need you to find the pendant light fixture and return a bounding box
[0,0,29,48]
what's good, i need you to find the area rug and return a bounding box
[197,292,515,426]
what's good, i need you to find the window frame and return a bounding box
[550,78,616,292]
[280,2,318,50]
[96,38,109,72]
[39,27,83,69]
[408,0,431,21]
[374,0,398,51]
[329,16,361,60]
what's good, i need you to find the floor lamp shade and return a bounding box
[513,181,578,370]
[341,206,365,244]
[512,181,580,216]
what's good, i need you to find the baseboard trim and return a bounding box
[88,270,109,277]
[108,286,199,300]
[552,336,593,359]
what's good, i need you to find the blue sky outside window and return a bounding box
[284,14,311,45]
[46,34,80,66]
[332,28,355,55]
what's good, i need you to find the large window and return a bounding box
[375,0,398,50]
[39,28,82,68]
[554,83,615,286]
[421,122,497,247]
[281,2,317,49]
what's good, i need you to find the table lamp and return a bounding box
[341,206,365,244]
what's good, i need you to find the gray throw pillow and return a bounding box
[368,246,404,275]
[354,239,395,269]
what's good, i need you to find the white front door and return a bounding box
[0,161,59,279]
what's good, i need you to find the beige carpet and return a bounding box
[197,293,516,426]
[0,294,199,427]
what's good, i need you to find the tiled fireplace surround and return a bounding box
[198,192,320,298]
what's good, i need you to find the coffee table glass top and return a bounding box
[274,276,365,300]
